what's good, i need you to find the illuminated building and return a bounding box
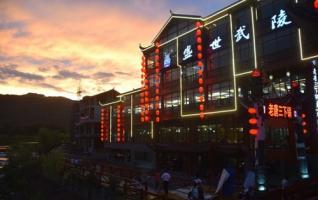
[99,0,318,181]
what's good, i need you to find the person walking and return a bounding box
[161,170,171,195]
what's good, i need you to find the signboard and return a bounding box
[265,103,293,119]
[163,52,171,68]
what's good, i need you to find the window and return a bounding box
[164,92,180,108]
[164,68,179,83]
[183,88,200,105]
[207,81,234,109]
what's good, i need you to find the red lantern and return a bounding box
[249,129,258,135]
[196,29,202,36]
[145,110,149,115]
[156,68,160,73]
[155,62,160,67]
[145,97,149,103]
[198,70,203,76]
[145,91,149,97]
[197,61,203,67]
[199,86,204,94]
[142,62,146,67]
[141,112,145,116]
[198,78,203,85]
[141,117,145,122]
[155,42,160,47]
[302,121,307,126]
[156,117,160,123]
[197,45,202,52]
[156,89,160,94]
[155,103,160,109]
[251,69,261,77]
[199,112,205,119]
[199,104,204,111]
[156,110,160,115]
[156,75,160,81]
[248,107,257,114]
[155,96,160,101]
[155,48,160,54]
[145,85,149,90]
[155,83,160,87]
[303,129,308,134]
[142,55,146,60]
[145,116,149,122]
[197,53,203,59]
[196,21,202,28]
[155,55,160,61]
[249,118,257,125]
[145,79,149,84]
[197,37,202,44]
[301,113,306,118]
[117,128,121,132]
[200,96,204,102]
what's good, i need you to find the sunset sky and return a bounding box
[0,0,235,100]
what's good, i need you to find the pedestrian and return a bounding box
[242,169,255,200]
[161,170,171,195]
[281,176,288,200]
[154,170,161,191]
[188,179,204,200]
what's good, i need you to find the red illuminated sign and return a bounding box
[266,103,293,119]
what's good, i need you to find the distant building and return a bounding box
[72,89,119,153]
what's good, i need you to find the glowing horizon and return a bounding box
[0,0,235,100]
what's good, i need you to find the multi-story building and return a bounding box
[99,0,318,189]
[72,89,119,153]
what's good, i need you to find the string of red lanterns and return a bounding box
[155,42,160,123]
[140,55,147,123]
[100,107,109,142]
[196,21,205,119]
[117,104,124,142]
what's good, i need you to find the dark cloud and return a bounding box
[0,20,30,38]
[0,65,45,81]
[92,72,114,79]
[115,71,131,76]
[54,70,88,79]
[38,83,68,93]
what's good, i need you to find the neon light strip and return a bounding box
[204,0,247,21]
[204,14,229,27]
[298,28,318,61]
[177,15,237,117]
[251,6,258,69]
[152,15,202,43]
[117,89,141,97]
[130,94,133,138]
[99,98,122,106]
[235,71,253,77]
[151,121,154,139]
[109,105,112,143]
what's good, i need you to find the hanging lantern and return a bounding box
[196,37,202,44]
[155,48,160,54]
[156,68,160,73]
[156,89,160,94]
[155,55,160,61]
[155,42,160,47]
[249,129,258,135]
[145,91,149,97]
[200,95,204,102]
[196,29,202,36]
[197,53,203,59]
[155,96,160,101]
[196,21,202,28]
[197,45,202,52]
[141,117,145,122]
[145,116,149,122]
[199,86,204,93]
[140,92,144,97]
[156,117,160,123]
[199,104,204,111]
[199,112,205,119]
[145,97,149,103]
[141,112,145,116]
[156,110,160,115]
[155,62,160,67]
[197,61,203,67]
[145,110,149,115]
[155,103,160,109]
[198,78,204,85]
[198,70,203,76]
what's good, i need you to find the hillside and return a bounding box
[0,93,75,135]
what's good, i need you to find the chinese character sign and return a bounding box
[267,103,293,119]
[210,36,222,50]
[183,45,193,61]
[163,52,171,68]
[271,9,292,30]
[234,25,250,43]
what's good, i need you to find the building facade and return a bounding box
[72,89,119,153]
[99,0,318,188]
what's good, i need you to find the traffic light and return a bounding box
[250,69,263,101]
[248,106,258,136]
